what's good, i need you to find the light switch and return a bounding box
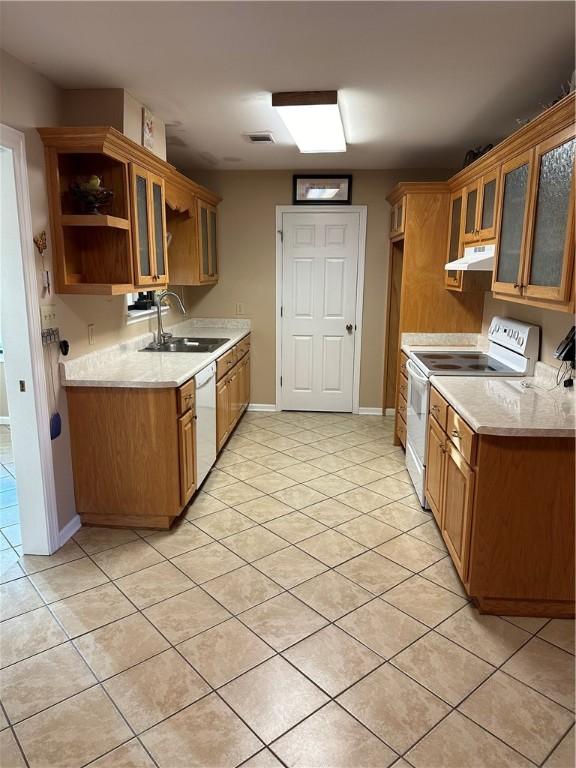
[235,302,245,316]
[88,324,95,345]
[40,304,57,330]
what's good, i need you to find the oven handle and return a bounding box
[405,359,429,384]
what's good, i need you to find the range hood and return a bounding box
[445,243,496,271]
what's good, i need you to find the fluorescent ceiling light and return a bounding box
[272,91,346,153]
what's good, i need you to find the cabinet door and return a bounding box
[244,354,251,410]
[523,127,575,303]
[150,174,168,284]
[492,150,533,296]
[463,181,480,243]
[131,164,156,287]
[197,199,218,283]
[445,191,464,289]
[441,443,475,581]
[216,377,230,451]
[209,205,219,279]
[425,416,446,527]
[478,170,498,240]
[228,368,240,429]
[178,410,196,504]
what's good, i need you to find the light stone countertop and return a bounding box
[430,366,576,437]
[60,318,251,388]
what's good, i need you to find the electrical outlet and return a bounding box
[40,304,57,330]
[88,323,95,345]
[235,302,245,316]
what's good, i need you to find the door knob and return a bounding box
[346,324,353,334]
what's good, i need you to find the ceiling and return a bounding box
[1,1,574,171]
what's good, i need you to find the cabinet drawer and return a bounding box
[216,348,237,381]
[429,388,449,431]
[397,414,407,447]
[400,351,409,377]
[447,407,477,465]
[398,393,407,422]
[398,373,408,401]
[177,379,195,415]
[235,334,251,361]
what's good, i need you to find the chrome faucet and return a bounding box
[154,290,186,346]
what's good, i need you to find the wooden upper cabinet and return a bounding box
[197,199,219,283]
[130,164,168,288]
[389,197,406,240]
[492,149,534,296]
[462,171,499,245]
[38,126,220,295]
[445,190,465,290]
[522,126,575,303]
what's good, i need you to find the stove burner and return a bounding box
[467,364,499,371]
[422,354,454,360]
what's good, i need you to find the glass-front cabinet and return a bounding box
[523,127,575,303]
[463,170,498,244]
[492,126,575,305]
[492,150,533,296]
[445,190,465,290]
[131,164,168,288]
[197,198,218,284]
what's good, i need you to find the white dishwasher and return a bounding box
[194,362,217,487]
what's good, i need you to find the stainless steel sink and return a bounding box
[140,337,230,353]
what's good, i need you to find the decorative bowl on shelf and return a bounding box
[69,175,114,214]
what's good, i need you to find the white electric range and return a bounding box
[405,316,540,507]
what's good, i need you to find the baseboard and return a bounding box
[59,513,82,547]
[0,416,10,425]
[357,407,384,416]
[247,403,278,412]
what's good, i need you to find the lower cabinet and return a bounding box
[424,386,575,617]
[178,409,197,505]
[216,335,251,453]
[66,380,196,530]
[442,441,474,579]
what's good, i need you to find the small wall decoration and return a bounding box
[142,107,155,150]
[293,174,352,205]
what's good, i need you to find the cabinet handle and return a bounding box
[431,405,439,414]
[451,429,461,439]
[513,282,523,289]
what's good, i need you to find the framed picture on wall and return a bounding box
[293,174,352,205]
[142,107,155,150]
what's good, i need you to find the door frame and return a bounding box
[1,123,60,554]
[275,205,367,413]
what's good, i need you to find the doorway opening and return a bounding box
[1,124,60,558]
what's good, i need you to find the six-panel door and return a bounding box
[281,212,360,411]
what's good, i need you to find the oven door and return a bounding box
[405,359,430,466]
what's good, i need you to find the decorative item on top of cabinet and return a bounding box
[492,125,575,311]
[425,386,575,617]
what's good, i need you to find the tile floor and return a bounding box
[0,412,574,768]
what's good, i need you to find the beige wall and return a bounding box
[1,50,178,529]
[482,293,573,366]
[183,169,449,408]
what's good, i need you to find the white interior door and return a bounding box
[281,210,360,411]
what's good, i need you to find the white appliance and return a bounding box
[195,362,217,487]
[445,242,496,271]
[405,317,540,507]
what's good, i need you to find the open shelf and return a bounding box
[61,214,130,230]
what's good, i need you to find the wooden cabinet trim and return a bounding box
[429,387,449,431]
[447,407,477,465]
[177,379,196,416]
